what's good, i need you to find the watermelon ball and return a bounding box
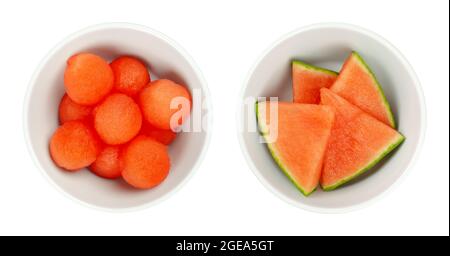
[139,79,191,130]
[49,121,101,171]
[121,135,170,189]
[58,93,92,124]
[64,53,114,106]
[110,56,150,96]
[94,93,142,145]
[140,121,177,145]
[89,146,122,179]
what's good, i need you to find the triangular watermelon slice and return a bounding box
[320,88,404,191]
[292,60,338,104]
[256,101,335,196]
[330,52,396,127]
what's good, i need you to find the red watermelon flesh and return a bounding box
[292,60,338,104]
[319,88,404,190]
[256,101,335,196]
[330,52,396,127]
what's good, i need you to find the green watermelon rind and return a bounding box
[292,60,339,77]
[351,51,397,128]
[255,101,316,196]
[321,133,405,191]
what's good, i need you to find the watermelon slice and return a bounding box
[256,101,335,196]
[330,52,396,127]
[320,88,404,191]
[292,60,338,104]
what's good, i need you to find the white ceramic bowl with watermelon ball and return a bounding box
[24,23,212,211]
[237,23,426,213]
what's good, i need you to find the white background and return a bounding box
[0,0,448,236]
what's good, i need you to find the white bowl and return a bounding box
[24,23,212,211]
[237,23,426,213]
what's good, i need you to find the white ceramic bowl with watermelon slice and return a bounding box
[238,23,426,213]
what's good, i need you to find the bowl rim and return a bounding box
[23,22,213,213]
[236,22,427,214]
